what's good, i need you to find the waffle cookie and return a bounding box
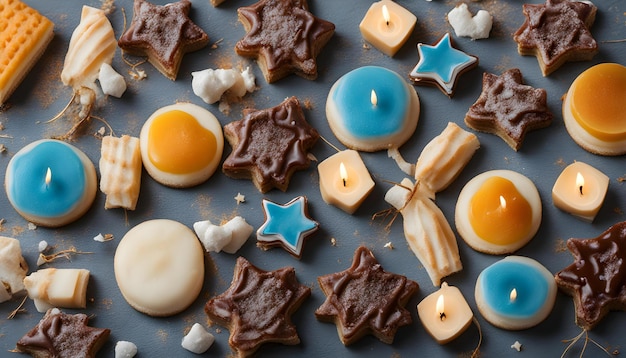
[0,0,54,105]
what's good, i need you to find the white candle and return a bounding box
[552,161,609,222]
[318,150,375,214]
[359,0,417,57]
[418,282,473,344]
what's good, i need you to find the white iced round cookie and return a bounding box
[562,63,626,156]
[455,170,541,255]
[326,66,420,152]
[114,219,204,317]
[140,103,224,187]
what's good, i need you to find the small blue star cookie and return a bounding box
[257,196,318,259]
[409,33,478,97]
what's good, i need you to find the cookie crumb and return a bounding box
[27,222,37,231]
[234,193,245,204]
[384,242,394,250]
[511,340,522,352]
[330,237,337,246]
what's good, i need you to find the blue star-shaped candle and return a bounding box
[409,33,478,97]
[257,196,319,258]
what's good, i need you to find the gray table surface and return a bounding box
[1,0,625,357]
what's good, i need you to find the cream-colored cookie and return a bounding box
[114,219,204,316]
[140,103,224,188]
[455,170,541,255]
[99,135,142,210]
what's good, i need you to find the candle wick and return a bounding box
[439,312,446,321]
[343,178,346,187]
[579,185,583,195]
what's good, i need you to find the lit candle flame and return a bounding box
[382,4,390,26]
[436,294,446,321]
[576,172,584,195]
[45,167,52,187]
[371,89,378,107]
[340,162,348,187]
[499,195,507,210]
[510,288,517,302]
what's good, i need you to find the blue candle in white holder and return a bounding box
[326,66,420,152]
[5,139,97,227]
[474,256,556,330]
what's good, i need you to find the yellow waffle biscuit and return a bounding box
[0,0,53,105]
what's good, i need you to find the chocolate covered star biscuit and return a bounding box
[555,221,626,330]
[513,0,597,76]
[222,96,319,193]
[465,68,552,151]
[205,257,310,357]
[235,0,335,83]
[118,0,209,80]
[16,308,110,358]
[315,246,419,345]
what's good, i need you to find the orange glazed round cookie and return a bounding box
[455,170,541,255]
[563,63,626,156]
[114,219,204,317]
[140,103,223,187]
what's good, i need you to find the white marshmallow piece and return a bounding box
[221,216,253,254]
[98,63,127,98]
[181,323,215,354]
[193,216,253,254]
[192,67,257,104]
[115,341,138,358]
[448,3,493,40]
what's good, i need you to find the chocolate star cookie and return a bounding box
[16,308,110,358]
[315,246,419,345]
[235,0,335,83]
[555,221,626,330]
[205,257,310,357]
[513,0,597,76]
[222,96,319,193]
[118,0,208,80]
[464,68,552,151]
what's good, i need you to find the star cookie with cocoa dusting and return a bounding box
[222,96,319,193]
[235,0,335,83]
[555,221,626,330]
[513,0,597,76]
[205,257,311,357]
[315,246,419,345]
[118,0,209,80]
[464,68,553,151]
[16,308,110,357]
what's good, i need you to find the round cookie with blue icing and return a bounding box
[326,66,420,152]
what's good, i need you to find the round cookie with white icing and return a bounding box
[114,219,204,317]
[455,170,541,255]
[140,103,224,187]
[326,66,420,152]
[562,63,626,156]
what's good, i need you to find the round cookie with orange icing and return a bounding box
[140,103,223,187]
[455,170,541,255]
[114,219,204,317]
[563,63,626,156]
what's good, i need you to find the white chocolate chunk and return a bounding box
[181,323,215,354]
[23,268,90,312]
[241,66,256,93]
[61,6,117,89]
[0,236,28,302]
[99,63,127,98]
[99,135,142,210]
[38,240,49,253]
[115,341,138,358]
[414,122,479,196]
[447,3,493,40]
[193,216,253,254]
